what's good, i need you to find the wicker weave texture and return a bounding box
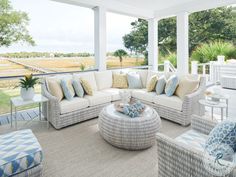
[98,105,161,150]
[157,116,235,177]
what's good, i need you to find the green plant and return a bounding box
[17,74,40,90]
[114,49,128,67]
[79,63,86,71]
[166,52,177,67]
[191,41,236,63]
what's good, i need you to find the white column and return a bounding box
[148,18,158,71]
[177,12,189,75]
[94,6,106,71]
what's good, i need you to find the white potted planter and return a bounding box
[20,87,35,100]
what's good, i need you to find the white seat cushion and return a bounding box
[84,91,112,106]
[73,72,98,91]
[94,71,113,90]
[131,89,157,103]
[60,97,89,114]
[175,130,208,151]
[153,94,183,111]
[101,88,121,101]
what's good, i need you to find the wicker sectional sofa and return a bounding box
[42,70,206,129]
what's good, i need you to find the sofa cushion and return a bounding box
[175,130,208,151]
[46,78,64,101]
[0,129,43,177]
[84,91,111,106]
[60,97,89,114]
[147,75,158,92]
[175,77,199,100]
[95,71,113,90]
[132,89,157,103]
[112,73,128,89]
[127,72,142,89]
[146,70,158,88]
[101,88,121,101]
[80,78,93,96]
[155,75,166,95]
[165,75,179,97]
[60,79,75,100]
[153,94,183,111]
[72,79,84,97]
[74,72,98,91]
[136,70,148,88]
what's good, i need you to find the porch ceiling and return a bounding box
[53,0,236,19]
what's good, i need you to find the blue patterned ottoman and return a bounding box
[0,129,43,177]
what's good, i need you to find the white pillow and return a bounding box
[94,71,113,90]
[136,70,148,88]
[73,72,98,91]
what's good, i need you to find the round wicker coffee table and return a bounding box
[98,104,161,150]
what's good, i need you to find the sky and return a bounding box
[0,0,137,53]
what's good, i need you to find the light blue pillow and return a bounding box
[127,73,142,89]
[60,79,75,100]
[72,79,84,97]
[205,120,236,153]
[165,75,179,97]
[156,75,166,95]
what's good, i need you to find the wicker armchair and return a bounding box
[156,115,236,177]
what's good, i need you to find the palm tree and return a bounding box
[114,49,128,68]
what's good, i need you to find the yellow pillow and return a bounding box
[80,78,93,96]
[175,78,199,100]
[112,74,128,88]
[47,78,64,101]
[147,75,158,92]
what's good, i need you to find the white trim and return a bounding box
[148,18,158,71]
[94,6,107,71]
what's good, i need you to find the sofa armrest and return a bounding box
[182,76,206,116]
[156,133,212,177]
[41,82,61,127]
[191,115,217,135]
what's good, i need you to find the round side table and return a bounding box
[199,99,227,121]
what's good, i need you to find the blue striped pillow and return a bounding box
[165,75,179,96]
[60,79,75,100]
[127,73,142,89]
[156,75,166,95]
[72,79,84,97]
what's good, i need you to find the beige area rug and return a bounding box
[0,118,190,177]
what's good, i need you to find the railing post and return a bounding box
[203,64,206,75]
[191,61,198,74]
[164,60,170,73]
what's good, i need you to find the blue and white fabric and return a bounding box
[72,79,84,97]
[205,120,236,153]
[155,75,166,95]
[175,130,208,151]
[127,72,142,89]
[165,75,179,97]
[61,79,75,100]
[0,129,43,177]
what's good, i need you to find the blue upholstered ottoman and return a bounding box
[0,129,43,177]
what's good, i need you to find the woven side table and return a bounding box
[98,104,161,150]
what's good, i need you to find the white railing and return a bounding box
[191,58,236,84]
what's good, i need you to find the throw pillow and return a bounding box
[80,78,93,96]
[127,72,142,89]
[72,79,84,97]
[175,77,199,100]
[146,75,158,92]
[165,75,179,97]
[60,79,75,100]
[112,74,128,89]
[205,120,236,153]
[47,78,64,101]
[155,75,166,95]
